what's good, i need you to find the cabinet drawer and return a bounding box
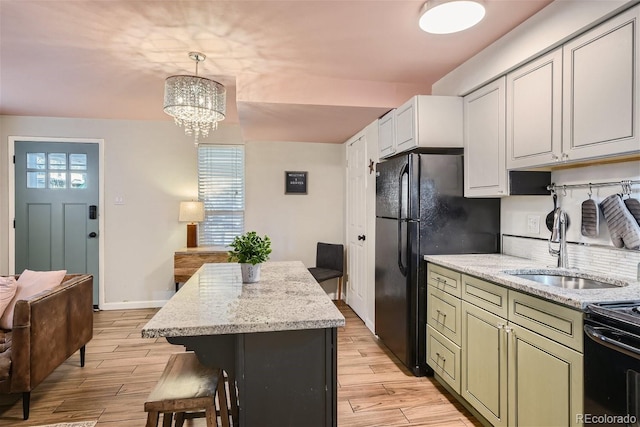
[427,325,461,394]
[427,264,462,297]
[427,286,462,345]
[462,274,508,318]
[508,291,583,352]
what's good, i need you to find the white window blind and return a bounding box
[198,144,245,245]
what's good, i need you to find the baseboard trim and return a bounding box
[99,300,168,311]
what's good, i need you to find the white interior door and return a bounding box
[346,136,367,319]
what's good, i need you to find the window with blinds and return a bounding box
[197,144,245,245]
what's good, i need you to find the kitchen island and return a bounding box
[142,261,345,427]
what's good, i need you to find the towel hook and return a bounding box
[587,183,593,198]
[621,180,632,198]
[562,185,567,197]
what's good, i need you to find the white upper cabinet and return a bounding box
[506,48,562,169]
[378,110,396,159]
[562,5,640,161]
[395,95,463,153]
[464,77,508,197]
[379,95,462,159]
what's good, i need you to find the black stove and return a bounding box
[587,300,640,332]
[584,301,640,426]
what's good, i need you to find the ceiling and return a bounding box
[0,0,553,144]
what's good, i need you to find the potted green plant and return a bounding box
[227,231,272,283]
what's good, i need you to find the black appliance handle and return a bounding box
[397,163,408,277]
[584,324,640,359]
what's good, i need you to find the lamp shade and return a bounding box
[179,201,205,223]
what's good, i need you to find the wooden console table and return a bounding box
[174,246,228,290]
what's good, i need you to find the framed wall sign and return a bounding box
[285,171,308,194]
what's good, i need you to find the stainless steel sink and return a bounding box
[508,272,626,290]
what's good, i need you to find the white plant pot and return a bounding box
[241,263,261,283]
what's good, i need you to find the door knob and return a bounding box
[88,232,98,238]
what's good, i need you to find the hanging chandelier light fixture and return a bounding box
[163,52,226,142]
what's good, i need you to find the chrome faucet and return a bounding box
[548,208,569,268]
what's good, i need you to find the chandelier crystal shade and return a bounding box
[163,52,226,142]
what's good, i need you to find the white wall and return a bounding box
[244,141,345,297]
[0,116,345,307]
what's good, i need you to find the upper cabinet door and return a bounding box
[395,99,417,153]
[562,5,640,161]
[506,48,562,169]
[464,77,507,198]
[396,96,464,154]
[378,110,396,159]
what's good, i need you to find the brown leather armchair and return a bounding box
[0,274,93,419]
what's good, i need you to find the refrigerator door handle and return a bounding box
[398,164,409,276]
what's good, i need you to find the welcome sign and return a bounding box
[285,171,308,194]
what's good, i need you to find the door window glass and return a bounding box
[26,151,88,189]
[26,172,46,188]
[70,173,87,188]
[69,154,87,170]
[27,153,45,169]
[49,172,66,188]
[48,153,67,169]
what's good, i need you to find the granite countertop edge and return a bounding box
[142,317,346,339]
[424,254,640,310]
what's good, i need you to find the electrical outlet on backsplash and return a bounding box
[502,234,640,282]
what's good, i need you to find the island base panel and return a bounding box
[167,328,337,427]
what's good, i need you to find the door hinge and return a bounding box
[12,155,15,164]
[13,219,15,229]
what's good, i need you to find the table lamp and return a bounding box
[179,201,205,248]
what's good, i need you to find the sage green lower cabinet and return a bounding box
[508,323,583,427]
[461,301,508,427]
[426,263,585,427]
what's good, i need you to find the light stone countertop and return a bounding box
[424,253,640,310]
[142,261,345,338]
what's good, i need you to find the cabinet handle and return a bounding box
[504,326,514,336]
[551,154,559,161]
[436,309,447,319]
[561,153,569,161]
[435,352,446,362]
[497,323,505,329]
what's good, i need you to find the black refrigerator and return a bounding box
[375,149,500,376]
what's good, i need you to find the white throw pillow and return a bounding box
[0,277,18,326]
[0,269,67,330]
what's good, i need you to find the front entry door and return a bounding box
[14,141,99,305]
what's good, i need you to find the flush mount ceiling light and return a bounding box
[419,0,486,34]
[163,52,226,143]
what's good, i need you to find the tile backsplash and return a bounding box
[502,234,640,281]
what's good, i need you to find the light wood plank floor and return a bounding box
[0,301,480,427]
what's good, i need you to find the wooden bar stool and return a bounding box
[144,352,231,427]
